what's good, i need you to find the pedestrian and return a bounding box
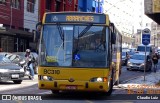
[155,52,159,59]
[152,53,159,72]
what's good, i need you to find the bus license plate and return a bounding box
[66,85,77,90]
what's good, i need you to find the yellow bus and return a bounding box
[36,12,122,95]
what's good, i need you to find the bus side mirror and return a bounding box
[34,22,42,42]
[111,32,116,44]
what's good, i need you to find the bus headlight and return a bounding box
[39,75,54,81]
[90,77,107,82]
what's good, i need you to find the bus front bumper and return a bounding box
[38,80,109,92]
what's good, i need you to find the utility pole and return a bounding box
[154,23,157,47]
[10,1,12,29]
[140,0,143,44]
[154,35,156,47]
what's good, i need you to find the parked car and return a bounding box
[13,52,38,74]
[122,48,130,52]
[122,51,129,66]
[0,53,24,84]
[128,51,136,57]
[127,52,152,71]
[5,53,24,64]
[129,48,137,52]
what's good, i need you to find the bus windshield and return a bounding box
[40,24,109,68]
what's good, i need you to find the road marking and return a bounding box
[38,91,52,94]
[16,100,23,103]
[0,86,39,94]
[85,100,93,103]
[0,82,37,92]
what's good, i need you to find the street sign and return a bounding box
[142,34,150,45]
[142,28,151,45]
[142,28,151,81]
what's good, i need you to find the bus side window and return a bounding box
[111,32,116,44]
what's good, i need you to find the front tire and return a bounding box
[51,90,59,94]
[106,70,113,96]
[106,79,113,96]
[13,80,22,84]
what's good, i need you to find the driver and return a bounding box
[95,37,105,51]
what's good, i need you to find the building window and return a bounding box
[63,3,66,11]
[56,1,61,12]
[75,4,77,11]
[27,0,35,13]
[11,0,20,9]
[0,0,6,4]
[46,0,51,11]
[92,7,95,12]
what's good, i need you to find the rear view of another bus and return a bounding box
[36,12,121,96]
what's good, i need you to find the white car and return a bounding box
[0,54,24,84]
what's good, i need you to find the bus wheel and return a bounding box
[106,71,113,96]
[51,90,59,94]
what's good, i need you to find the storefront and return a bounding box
[0,28,33,52]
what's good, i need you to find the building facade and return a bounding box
[39,0,78,21]
[24,0,38,32]
[150,22,160,47]
[0,0,32,52]
[24,0,39,50]
[145,0,160,24]
[78,0,104,13]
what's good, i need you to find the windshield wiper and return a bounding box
[78,24,92,38]
[73,24,92,58]
[57,23,64,41]
[57,23,64,48]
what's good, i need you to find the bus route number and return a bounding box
[44,69,60,74]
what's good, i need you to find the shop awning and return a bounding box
[145,13,160,25]
[8,29,33,37]
[0,28,33,38]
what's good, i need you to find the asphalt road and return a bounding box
[0,65,159,103]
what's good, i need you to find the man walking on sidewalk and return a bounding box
[152,53,159,72]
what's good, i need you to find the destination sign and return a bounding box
[45,13,106,24]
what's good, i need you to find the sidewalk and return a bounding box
[118,62,160,89]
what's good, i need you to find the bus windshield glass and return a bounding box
[40,24,109,68]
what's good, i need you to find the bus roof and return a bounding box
[42,12,109,25]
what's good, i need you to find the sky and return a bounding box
[103,0,154,33]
